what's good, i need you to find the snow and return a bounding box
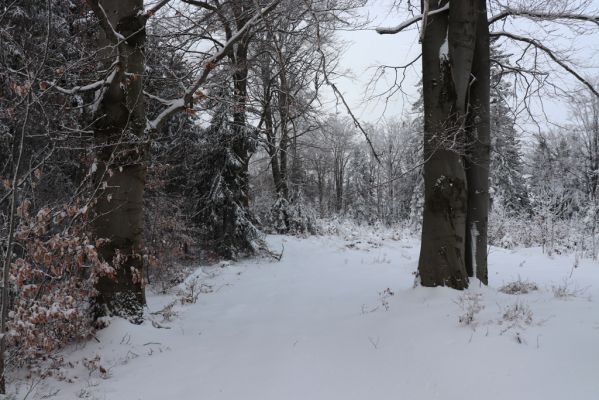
[439,31,449,62]
[470,222,479,278]
[10,230,599,399]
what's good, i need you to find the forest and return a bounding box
[1,0,598,399]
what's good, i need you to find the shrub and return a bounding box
[498,278,539,295]
[6,199,108,368]
[455,292,484,327]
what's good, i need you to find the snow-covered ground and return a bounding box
[11,229,599,400]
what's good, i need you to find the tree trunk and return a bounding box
[334,158,344,213]
[214,1,255,256]
[231,39,250,209]
[93,0,146,322]
[278,70,291,201]
[590,96,599,198]
[259,50,286,200]
[230,0,253,210]
[418,0,479,290]
[317,169,325,217]
[465,1,490,284]
[264,98,283,195]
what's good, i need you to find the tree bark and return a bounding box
[230,0,252,210]
[259,50,286,200]
[213,0,256,256]
[465,1,490,284]
[93,0,146,322]
[317,169,325,217]
[264,101,284,196]
[418,0,479,290]
[334,156,344,213]
[278,70,291,200]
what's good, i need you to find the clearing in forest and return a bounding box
[13,230,599,400]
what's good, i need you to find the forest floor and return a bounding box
[10,226,599,400]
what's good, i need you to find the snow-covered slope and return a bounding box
[11,232,599,400]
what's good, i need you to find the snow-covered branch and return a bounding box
[489,8,599,26]
[48,68,118,95]
[376,3,449,35]
[146,0,282,132]
[143,90,173,105]
[490,58,549,77]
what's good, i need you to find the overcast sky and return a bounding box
[331,1,421,124]
[329,1,599,134]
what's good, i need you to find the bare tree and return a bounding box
[378,0,489,288]
[376,0,598,289]
[81,0,282,316]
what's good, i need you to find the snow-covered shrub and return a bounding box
[550,277,587,299]
[455,292,484,327]
[178,276,213,304]
[378,288,394,311]
[316,217,370,239]
[499,301,533,334]
[498,278,539,295]
[488,202,537,249]
[265,197,319,235]
[489,200,590,256]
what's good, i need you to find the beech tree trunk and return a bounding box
[278,70,291,201]
[230,0,252,210]
[465,2,490,284]
[265,100,284,196]
[231,40,250,209]
[92,0,146,322]
[334,159,344,213]
[418,0,489,289]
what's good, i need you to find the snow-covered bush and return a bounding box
[455,292,484,327]
[489,200,590,256]
[264,197,319,235]
[499,278,539,295]
[178,276,213,305]
[499,301,534,334]
[550,277,587,299]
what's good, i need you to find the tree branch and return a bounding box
[181,0,217,12]
[306,0,381,163]
[491,30,599,98]
[376,3,449,35]
[143,0,173,20]
[146,0,282,132]
[47,68,118,95]
[489,9,599,26]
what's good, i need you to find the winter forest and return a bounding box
[1,0,599,398]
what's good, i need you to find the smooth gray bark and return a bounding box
[465,1,490,284]
[418,0,489,289]
[93,0,146,321]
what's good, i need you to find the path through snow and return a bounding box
[13,232,599,399]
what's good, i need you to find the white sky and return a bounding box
[328,1,422,124]
[329,0,599,133]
